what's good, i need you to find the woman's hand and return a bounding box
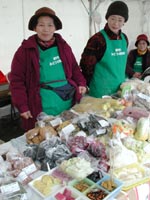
[78,86,87,95]
[20,111,33,119]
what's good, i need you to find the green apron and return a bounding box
[89,29,127,97]
[133,56,143,72]
[39,46,72,116]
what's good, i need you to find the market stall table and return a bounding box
[0,135,150,200]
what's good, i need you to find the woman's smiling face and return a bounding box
[107,15,125,34]
[137,40,148,51]
[34,16,56,41]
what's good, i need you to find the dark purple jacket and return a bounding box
[10,33,86,131]
[126,48,150,78]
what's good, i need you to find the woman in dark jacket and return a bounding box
[126,34,150,79]
[80,1,129,98]
[10,7,87,131]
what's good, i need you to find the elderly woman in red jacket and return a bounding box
[10,7,87,131]
[126,34,150,79]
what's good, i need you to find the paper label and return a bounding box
[18,171,28,181]
[138,93,150,102]
[144,144,150,153]
[121,85,131,98]
[0,182,20,194]
[21,194,28,200]
[96,129,106,135]
[98,120,109,127]
[22,163,37,175]
[62,124,75,135]
[50,118,62,127]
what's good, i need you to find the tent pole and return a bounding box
[89,0,92,37]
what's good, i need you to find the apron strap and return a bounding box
[40,79,66,90]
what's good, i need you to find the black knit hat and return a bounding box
[105,1,129,22]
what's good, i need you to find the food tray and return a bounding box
[113,163,150,191]
[96,173,123,200]
[28,171,62,199]
[68,174,123,200]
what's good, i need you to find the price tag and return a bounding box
[21,194,28,200]
[50,118,62,127]
[138,93,150,102]
[144,144,150,153]
[98,119,109,127]
[22,163,37,175]
[62,124,75,135]
[0,182,20,194]
[96,128,106,135]
[17,171,28,182]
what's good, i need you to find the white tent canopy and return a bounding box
[0,0,150,74]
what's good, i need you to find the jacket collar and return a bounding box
[104,23,122,39]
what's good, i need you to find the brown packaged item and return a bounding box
[25,125,57,144]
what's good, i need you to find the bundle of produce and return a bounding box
[120,79,143,92]
[134,116,150,141]
[111,119,136,136]
[134,92,150,110]
[122,136,150,163]
[72,96,125,118]
[107,136,138,169]
[120,79,150,110]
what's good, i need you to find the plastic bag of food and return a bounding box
[135,116,150,141]
[0,175,28,199]
[108,136,138,169]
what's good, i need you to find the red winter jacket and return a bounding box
[10,33,86,131]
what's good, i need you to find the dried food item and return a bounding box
[6,153,38,185]
[40,158,55,171]
[87,141,107,158]
[35,137,72,171]
[87,171,103,183]
[52,144,72,161]
[25,125,57,144]
[101,179,117,191]
[26,127,39,144]
[60,110,78,121]
[23,144,38,160]
[67,136,88,155]
[86,188,107,200]
[73,180,91,192]
[36,146,46,161]
[77,114,109,136]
